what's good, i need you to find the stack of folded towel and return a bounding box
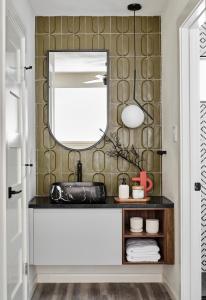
[126,239,161,262]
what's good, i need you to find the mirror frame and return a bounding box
[47,49,109,151]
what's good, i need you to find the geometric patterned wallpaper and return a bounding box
[201,103,206,271]
[200,22,206,271]
[200,20,206,271]
[35,16,162,196]
[200,22,206,57]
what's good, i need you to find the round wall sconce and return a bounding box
[121,105,144,128]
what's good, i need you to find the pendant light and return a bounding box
[122,104,144,128]
[121,3,153,128]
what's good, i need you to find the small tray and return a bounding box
[114,197,150,203]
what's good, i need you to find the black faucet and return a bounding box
[77,160,82,182]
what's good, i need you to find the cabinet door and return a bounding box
[33,209,122,265]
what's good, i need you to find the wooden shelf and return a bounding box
[124,229,164,238]
[122,208,174,265]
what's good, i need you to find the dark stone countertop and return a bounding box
[28,196,174,209]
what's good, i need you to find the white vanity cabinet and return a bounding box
[29,209,122,265]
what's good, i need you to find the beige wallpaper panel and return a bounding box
[35,16,162,196]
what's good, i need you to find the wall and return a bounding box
[35,16,162,196]
[161,0,200,298]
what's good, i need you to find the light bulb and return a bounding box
[121,105,144,128]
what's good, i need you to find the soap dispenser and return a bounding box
[119,178,129,199]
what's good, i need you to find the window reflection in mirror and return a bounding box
[48,51,108,150]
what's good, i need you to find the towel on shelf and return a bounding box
[127,253,161,263]
[126,238,159,248]
[126,238,161,262]
[126,238,160,256]
[126,252,160,258]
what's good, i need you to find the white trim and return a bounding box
[29,274,37,300]
[7,3,26,37]
[163,275,178,300]
[36,273,162,283]
[189,25,201,300]
[0,0,6,299]
[178,0,205,28]
[29,209,34,265]
[179,1,204,299]
[179,26,191,300]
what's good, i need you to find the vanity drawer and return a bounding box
[30,209,122,265]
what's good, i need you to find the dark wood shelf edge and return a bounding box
[124,230,164,238]
[122,259,164,265]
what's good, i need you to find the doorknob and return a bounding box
[8,187,22,198]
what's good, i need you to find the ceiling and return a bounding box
[29,0,167,16]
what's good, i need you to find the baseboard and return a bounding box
[163,276,178,300]
[37,273,162,283]
[29,274,37,300]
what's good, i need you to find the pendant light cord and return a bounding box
[132,10,153,121]
[133,10,136,102]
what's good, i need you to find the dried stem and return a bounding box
[100,129,143,172]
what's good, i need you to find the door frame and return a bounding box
[0,0,7,299]
[179,1,205,299]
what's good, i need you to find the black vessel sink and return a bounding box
[49,182,106,204]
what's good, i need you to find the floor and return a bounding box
[32,283,172,300]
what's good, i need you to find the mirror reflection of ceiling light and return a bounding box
[84,74,107,85]
[121,3,153,128]
[54,52,107,73]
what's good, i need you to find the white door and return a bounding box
[179,2,205,299]
[6,14,26,300]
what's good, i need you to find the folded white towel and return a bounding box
[126,252,160,259]
[126,238,158,247]
[126,239,159,256]
[126,248,160,256]
[127,253,161,263]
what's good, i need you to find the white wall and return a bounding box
[7,0,36,297]
[161,0,200,299]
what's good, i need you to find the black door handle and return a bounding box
[194,182,201,191]
[25,163,33,167]
[8,187,22,198]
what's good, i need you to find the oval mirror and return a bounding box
[48,50,108,150]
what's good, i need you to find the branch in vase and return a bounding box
[100,129,143,172]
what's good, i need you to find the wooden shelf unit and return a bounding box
[122,208,174,265]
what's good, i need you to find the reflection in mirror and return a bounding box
[48,51,108,150]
